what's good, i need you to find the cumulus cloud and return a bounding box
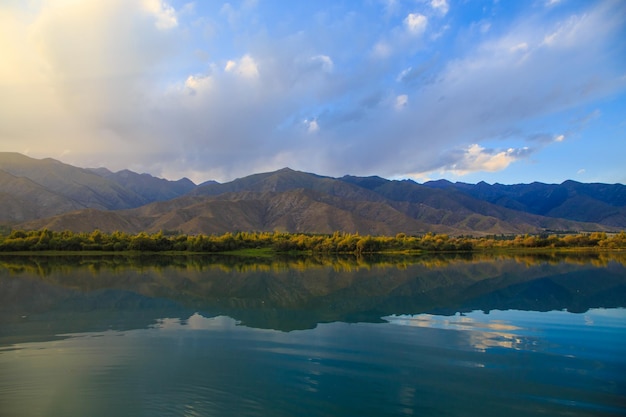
[404,13,428,35]
[184,74,213,94]
[438,144,532,176]
[224,60,237,72]
[224,54,260,78]
[142,0,178,30]
[431,0,449,16]
[372,10,432,60]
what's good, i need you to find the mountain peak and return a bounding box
[2,152,625,234]
[423,179,453,189]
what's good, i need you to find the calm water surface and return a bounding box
[0,254,625,417]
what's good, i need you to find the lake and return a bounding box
[1,253,625,416]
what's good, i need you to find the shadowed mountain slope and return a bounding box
[0,153,195,223]
[1,152,624,234]
[19,189,447,235]
[424,180,626,227]
[0,170,84,223]
[16,169,613,235]
[191,167,385,202]
[90,168,196,202]
[0,152,145,211]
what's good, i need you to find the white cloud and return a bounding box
[142,0,178,30]
[554,134,565,142]
[449,144,526,175]
[404,144,529,180]
[224,54,259,78]
[431,0,449,16]
[397,67,411,82]
[541,13,601,49]
[184,74,212,94]
[239,55,260,78]
[404,13,427,35]
[310,55,334,73]
[543,30,559,46]
[509,42,528,53]
[224,60,237,72]
[395,94,408,110]
[306,119,319,133]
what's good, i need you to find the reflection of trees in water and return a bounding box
[1,253,625,332]
[1,251,625,277]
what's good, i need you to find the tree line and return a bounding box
[0,229,625,254]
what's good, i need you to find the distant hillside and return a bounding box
[89,168,196,202]
[423,180,626,227]
[0,170,83,223]
[0,152,145,211]
[1,152,624,235]
[0,153,195,223]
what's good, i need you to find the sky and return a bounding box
[1,0,625,185]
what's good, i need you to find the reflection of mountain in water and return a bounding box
[1,254,625,338]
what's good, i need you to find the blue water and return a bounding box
[0,255,625,416]
[1,309,624,417]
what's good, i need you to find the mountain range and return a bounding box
[1,152,624,235]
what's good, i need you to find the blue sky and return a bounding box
[1,0,625,184]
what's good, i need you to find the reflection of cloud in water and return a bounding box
[151,313,239,331]
[385,312,529,352]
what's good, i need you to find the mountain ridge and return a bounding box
[1,152,624,235]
